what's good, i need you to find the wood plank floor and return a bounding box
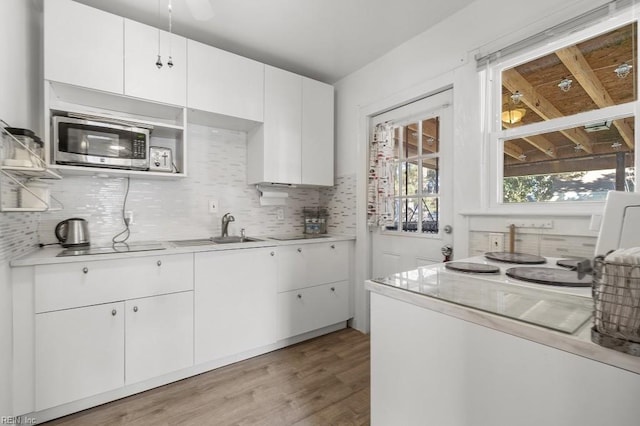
[44,328,370,426]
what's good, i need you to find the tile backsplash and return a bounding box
[469,231,597,259]
[2,123,357,259]
[0,212,39,263]
[319,174,356,236]
[36,124,324,246]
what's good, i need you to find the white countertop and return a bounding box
[366,257,640,375]
[10,234,355,267]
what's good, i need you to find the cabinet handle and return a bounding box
[331,287,336,292]
[297,294,302,299]
[133,306,138,313]
[330,244,335,249]
[270,251,275,256]
[111,309,117,316]
[82,267,89,274]
[157,260,162,266]
[297,248,302,253]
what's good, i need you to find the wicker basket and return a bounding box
[592,256,640,356]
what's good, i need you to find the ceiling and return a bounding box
[501,22,636,177]
[74,0,476,84]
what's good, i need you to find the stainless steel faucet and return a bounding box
[221,212,235,237]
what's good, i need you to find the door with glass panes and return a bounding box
[370,89,453,277]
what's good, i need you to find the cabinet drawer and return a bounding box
[277,242,349,292]
[306,241,349,287]
[276,281,350,340]
[35,253,194,313]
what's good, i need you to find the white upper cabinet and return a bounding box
[124,19,187,106]
[44,0,124,94]
[248,66,334,186]
[302,78,334,186]
[187,40,264,121]
[250,66,302,185]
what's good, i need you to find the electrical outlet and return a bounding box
[125,211,134,225]
[276,208,285,220]
[489,233,504,252]
[208,199,219,214]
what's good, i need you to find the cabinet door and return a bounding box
[262,66,302,184]
[276,281,350,340]
[187,40,264,121]
[125,291,193,385]
[195,248,277,364]
[302,78,334,186]
[124,19,187,106]
[35,302,125,410]
[44,0,124,94]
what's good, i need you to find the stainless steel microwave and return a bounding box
[53,116,150,170]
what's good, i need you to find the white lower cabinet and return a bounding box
[19,240,353,418]
[125,291,194,385]
[35,291,193,411]
[35,302,125,411]
[195,248,277,364]
[277,281,350,340]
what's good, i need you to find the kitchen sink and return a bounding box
[211,236,262,244]
[170,236,262,247]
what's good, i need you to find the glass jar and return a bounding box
[2,127,41,168]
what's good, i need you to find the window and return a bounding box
[386,117,441,233]
[491,18,637,205]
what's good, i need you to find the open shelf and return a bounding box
[45,81,188,178]
[48,164,187,179]
[0,166,62,180]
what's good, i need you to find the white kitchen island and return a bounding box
[366,264,640,426]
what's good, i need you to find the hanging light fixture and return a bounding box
[558,77,573,92]
[155,0,174,69]
[167,0,174,68]
[614,62,632,78]
[502,90,526,124]
[510,91,523,104]
[501,108,526,124]
[574,143,584,152]
[611,141,623,150]
[518,153,527,161]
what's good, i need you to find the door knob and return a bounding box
[82,267,88,274]
[133,306,138,313]
[111,309,117,316]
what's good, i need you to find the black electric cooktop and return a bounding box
[56,242,166,257]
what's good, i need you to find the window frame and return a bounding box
[380,109,445,239]
[485,10,639,214]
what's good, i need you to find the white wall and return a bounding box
[335,0,613,331]
[0,0,42,416]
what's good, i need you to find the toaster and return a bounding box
[149,146,173,172]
